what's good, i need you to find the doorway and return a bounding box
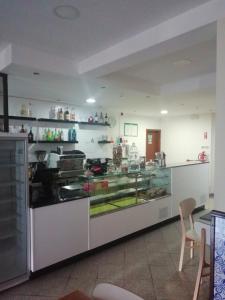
[146,129,161,161]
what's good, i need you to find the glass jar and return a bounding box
[121,158,128,173]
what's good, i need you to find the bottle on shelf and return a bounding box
[70,108,75,121]
[94,112,98,123]
[49,106,57,119]
[60,130,64,141]
[105,113,108,124]
[57,107,64,120]
[28,102,32,117]
[99,112,104,123]
[64,107,70,121]
[20,104,28,117]
[68,128,72,142]
[28,128,34,143]
[71,128,76,142]
[20,124,26,133]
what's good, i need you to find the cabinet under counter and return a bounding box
[30,197,89,272]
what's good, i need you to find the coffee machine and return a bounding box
[155,152,166,167]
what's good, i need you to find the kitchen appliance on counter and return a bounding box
[85,158,112,176]
[30,150,87,205]
[155,152,166,167]
[47,150,85,176]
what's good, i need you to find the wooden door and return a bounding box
[146,129,161,161]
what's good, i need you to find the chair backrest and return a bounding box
[93,283,144,300]
[179,198,196,233]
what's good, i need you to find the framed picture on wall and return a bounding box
[124,123,138,137]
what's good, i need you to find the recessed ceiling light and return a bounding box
[86,98,96,104]
[33,72,40,75]
[101,86,106,89]
[173,59,192,66]
[146,95,150,98]
[54,5,80,20]
[161,110,168,115]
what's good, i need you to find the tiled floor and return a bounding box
[0,212,210,300]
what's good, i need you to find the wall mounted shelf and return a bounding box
[37,140,78,144]
[79,122,110,127]
[9,116,37,121]
[38,118,78,124]
[98,141,113,144]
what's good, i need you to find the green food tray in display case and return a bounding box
[90,202,118,217]
[109,196,145,208]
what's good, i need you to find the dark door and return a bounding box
[0,73,8,132]
[146,129,161,161]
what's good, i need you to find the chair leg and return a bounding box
[179,237,186,272]
[190,241,194,259]
[193,264,202,300]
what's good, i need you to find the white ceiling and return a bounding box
[0,0,211,62]
[0,0,217,117]
[117,38,216,87]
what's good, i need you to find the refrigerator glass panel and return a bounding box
[0,139,28,283]
[0,78,4,131]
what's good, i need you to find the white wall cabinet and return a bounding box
[30,198,89,272]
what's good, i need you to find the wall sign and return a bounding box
[124,123,138,137]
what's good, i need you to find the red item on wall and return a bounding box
[198,151,208,162]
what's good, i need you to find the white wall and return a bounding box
[161,114,213,193]
[161,114,212,163]
[7,75,214,195]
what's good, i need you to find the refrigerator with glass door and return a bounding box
[0,133,29,291]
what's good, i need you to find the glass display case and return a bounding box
[88,167,171,217]
[30,168,89,208]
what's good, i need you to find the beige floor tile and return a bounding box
[124,262,151,280]
[124,278,156,299]
[63,277,96,297]
[97,263,124,281]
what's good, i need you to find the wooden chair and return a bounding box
[193,228,210,300]
[92,283,144,300]
[179,198,200,271]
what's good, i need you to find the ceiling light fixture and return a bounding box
[33,72,40,75]
[54,5,80,20]
[161,110,168,115]
[86,98,96,104]
[173,59,192,66]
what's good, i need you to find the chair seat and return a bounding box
[186,229,200,241]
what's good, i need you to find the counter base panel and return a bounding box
[90,196,172,249]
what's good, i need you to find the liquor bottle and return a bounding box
[20,124,26,133]
[70,108,75,121]
[58,108,64,120]
[28,128,34,143]
[72,128,76,142]
[94,112,98,123]
[105,113,108,124]
[28,102,32,117]
[99,112,104,123]
[64,107,70,121]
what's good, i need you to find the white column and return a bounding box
[215,18,225,211]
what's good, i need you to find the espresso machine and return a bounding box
[155,152,166,167]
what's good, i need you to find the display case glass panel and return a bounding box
[89,168,171,217]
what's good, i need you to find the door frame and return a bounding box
[146,129,161,160]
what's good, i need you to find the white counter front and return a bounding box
[30,162,209,271]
